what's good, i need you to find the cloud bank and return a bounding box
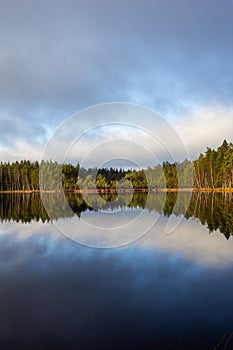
[0,0,232,163]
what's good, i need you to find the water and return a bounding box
[1,192,233,349]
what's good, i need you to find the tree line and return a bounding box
[0,140,232,191]
[193,139,233,188]
[1,191,233,239]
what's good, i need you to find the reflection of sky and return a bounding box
[1,211,233,266]
[0,220,233,349]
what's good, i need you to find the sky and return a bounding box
[0,0,232,165]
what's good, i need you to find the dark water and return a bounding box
[1,192,233,349]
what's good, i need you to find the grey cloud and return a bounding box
[0,0,232,160]
[0,115,47,146]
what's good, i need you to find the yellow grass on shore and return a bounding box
[1,188,233,194]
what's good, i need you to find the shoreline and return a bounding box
[1,188,233,194]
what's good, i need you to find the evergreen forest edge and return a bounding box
[0,140,233,192]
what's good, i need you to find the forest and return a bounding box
[1,191,233,239]
[0,140,233,191]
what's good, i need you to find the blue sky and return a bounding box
[0,0,232,164]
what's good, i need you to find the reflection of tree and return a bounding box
[0,193,49,223]
[1,192,233,239]
[186,191,233,239]
[40,193,74,220]
[128,192,148,209]
[162,192,177,216]
[65,193,94,216]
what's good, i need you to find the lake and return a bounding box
[1,192,233,349]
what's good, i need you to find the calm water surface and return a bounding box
[1,192,233,349]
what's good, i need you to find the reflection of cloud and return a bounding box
[0,221,57,237]
[0,220,233,349]
[57,209,160,248]
[1,211,233,267]
[140,216,233,267]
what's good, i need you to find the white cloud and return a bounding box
[0,0,232,163]
[2,105,233,165]
[174,105,233,159]
[0,140,44,162]
[40,103,192,167]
